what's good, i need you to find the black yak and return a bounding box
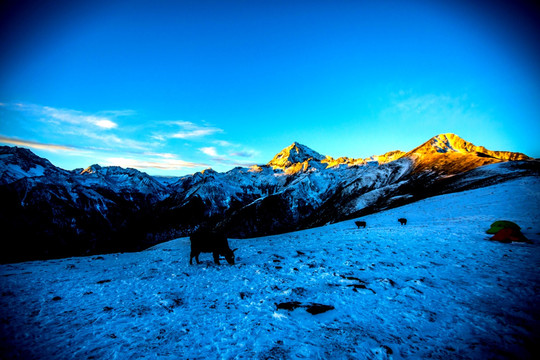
[355,221,366,229]
[398,218,407,225]
[189,229,237,265]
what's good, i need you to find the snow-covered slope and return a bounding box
[1,176,538,359]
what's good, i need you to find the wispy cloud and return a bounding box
[58,127,151,152]
[197,143,258,168]
[199,146,219,157]
[213,140,234,147]
[2,102,154,151]
[381,92,485,129]
[12,103,123,129]
[230,149,259,158]
[212,158,257,167]
[154,121,224,140]
[105,156,207,170]
[0,135,79,152]
[144,152,178,159]
[209,140,260,159]
[99,110,137,117]
[172,129,220,139]
[393,94,461,115]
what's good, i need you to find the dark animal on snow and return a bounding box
[355,221,366,229]
[398,218,407,225]
[189,229,237,265]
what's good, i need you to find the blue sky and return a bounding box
[1,0,539,175]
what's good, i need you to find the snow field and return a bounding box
[1,177,539,359]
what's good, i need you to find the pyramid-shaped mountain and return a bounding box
[267,142,325,170]
[405,133,531,174]
[409,133,530,160]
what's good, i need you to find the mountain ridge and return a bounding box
[264,133,530,175]
[0,133,537,263]
[403,133,531,174]
[409,133,530,159]
[1,133,530,179]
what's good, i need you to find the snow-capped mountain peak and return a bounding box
[410,133,478,155]
[411,133,530,160]
[402,133,532,175]
[0,145,65,185]
[80,164,102,175]
[429,133,487,154]
[201,168,217,176]
[267,142,325,172]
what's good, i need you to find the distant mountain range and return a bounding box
[0,133,537,263]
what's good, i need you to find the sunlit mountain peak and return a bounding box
[80,164,102,175]
[201,168,217,175]
[267,142,325,171]
[411,133,530,161]
[402,133,532,175]
[427,133,485,154]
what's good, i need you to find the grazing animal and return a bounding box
[398,218,407,226]
[189,229,237,265]
[355,221,367,229]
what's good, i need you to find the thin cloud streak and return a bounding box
[230,150,259,158]
[380,92,486,129]
[2,102,149,152]
[210,157,257,168]
[213,140,234,147]
[58,127,152,152]
[209,139,260,159]
[105,157,207,170]
[172,129,220,139]
[154,120,224,140]
[11,103,121,129]
[393,94,461,114]
[197,146,257,168]
[0,135,79,152]
[197,141,261,170]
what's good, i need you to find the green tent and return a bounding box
[486,220,521,234]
